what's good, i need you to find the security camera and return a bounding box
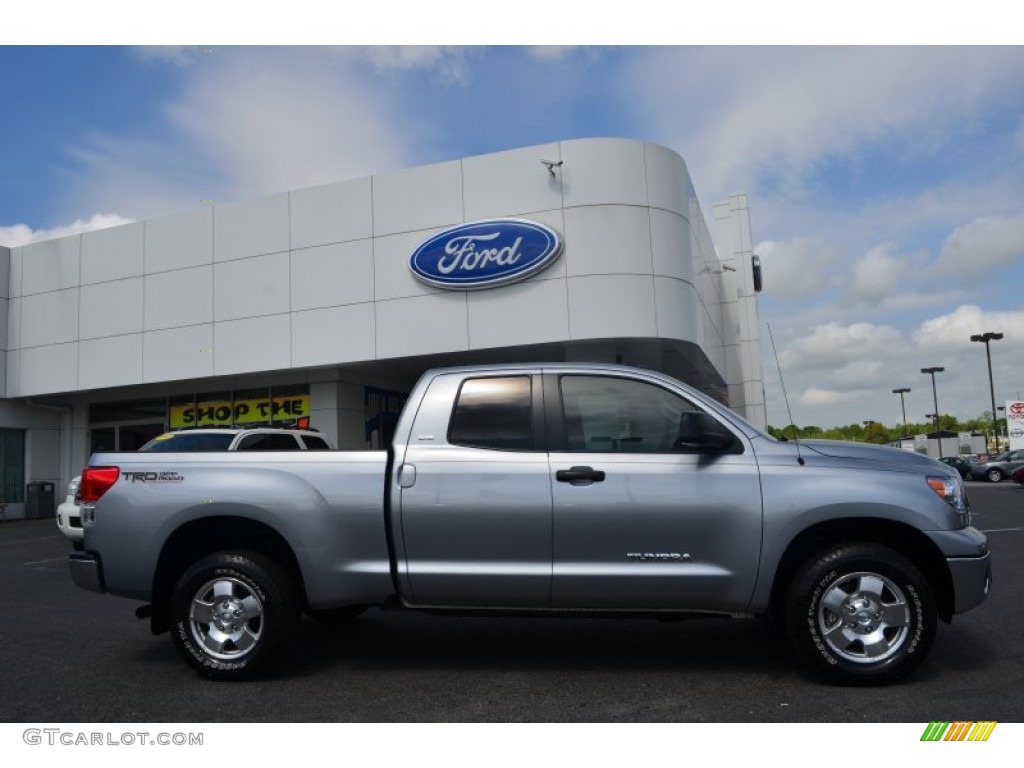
[540,159,563,177]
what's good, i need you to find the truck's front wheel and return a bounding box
[784,544,936,685]
[170,551,298,681]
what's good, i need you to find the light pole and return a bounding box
[970,332,1003,453]
[921,367,944,431]
[997,406,1006,452]
[892,388,910,435]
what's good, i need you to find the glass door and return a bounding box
[118,423,166,450]
[89,422,166,453]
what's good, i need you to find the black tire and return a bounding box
[170,551,299,681]
[986,468,1004,483]
[783,543,936,685]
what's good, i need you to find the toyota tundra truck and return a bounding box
[69,363,991,685]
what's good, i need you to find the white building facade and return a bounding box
[0,137,764,518]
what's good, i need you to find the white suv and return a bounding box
[57,428,333,546]
[139,427,333,452]
[56,475,83,545]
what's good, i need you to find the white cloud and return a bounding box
[780,321,905,371]
[755,237,841,300]
[64,49,426,220]
[0,213,134,247]
[799,387,870,408]
[935,212,1024,278]
[131,46,207,67]
[912,304,1024,348]
[352,46,474,85]
[168,54,412,195]
[828,360,885,388]
[847,244,927,305]
[527,46,579,61]
[619,47,1024,201]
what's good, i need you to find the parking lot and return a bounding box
[1,483,1022,723]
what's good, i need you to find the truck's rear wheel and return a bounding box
[170,551,298,681]
[783,543,936,685]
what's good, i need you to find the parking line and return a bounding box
[980,527,1024,533]
[22,556,68,565]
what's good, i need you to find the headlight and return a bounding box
[927,475,971,528]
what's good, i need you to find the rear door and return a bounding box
[546,372,763,612]
[397,372,553,607]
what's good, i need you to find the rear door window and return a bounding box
[448,376,533,451]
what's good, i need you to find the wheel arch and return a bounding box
[768,518,955,624]
[150,516,307,635]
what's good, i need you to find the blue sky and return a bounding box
[1,18,1022,430]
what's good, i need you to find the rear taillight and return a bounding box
[80,466,120,503]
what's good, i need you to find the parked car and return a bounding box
[56,475,83,548]
[1011,466,1024,485]
[939,455,978,480]
[57,428,332,545]
[970,449,1024,483]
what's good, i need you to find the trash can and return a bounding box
[25,481,56,520]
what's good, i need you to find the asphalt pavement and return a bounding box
[1,482,1021,722]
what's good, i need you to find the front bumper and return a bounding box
[56,501,83,542]
[69,551,106,594]
[948,552,992,614]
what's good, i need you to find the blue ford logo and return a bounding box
[409,219,562,290]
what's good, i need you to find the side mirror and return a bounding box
[675,412,739,453]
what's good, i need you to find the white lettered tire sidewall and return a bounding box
[785,544,936,685]
[170,551,298,681]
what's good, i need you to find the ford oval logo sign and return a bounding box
[409,219,562,290]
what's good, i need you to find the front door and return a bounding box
[547,373,763,612]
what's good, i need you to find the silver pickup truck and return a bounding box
[70,363,991,685]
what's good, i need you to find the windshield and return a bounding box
[139,433,236,452]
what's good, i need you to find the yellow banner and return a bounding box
[170,394,310,428]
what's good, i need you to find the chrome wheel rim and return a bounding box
[817,571,910,663]
[189,577,264,661]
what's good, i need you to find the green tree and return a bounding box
[864,421,890,444]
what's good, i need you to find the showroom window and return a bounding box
[167,386,311,429]
[0,429,25,503]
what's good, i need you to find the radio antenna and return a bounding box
[767,322,805,466]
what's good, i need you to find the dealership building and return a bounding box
[0,137,764,518]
